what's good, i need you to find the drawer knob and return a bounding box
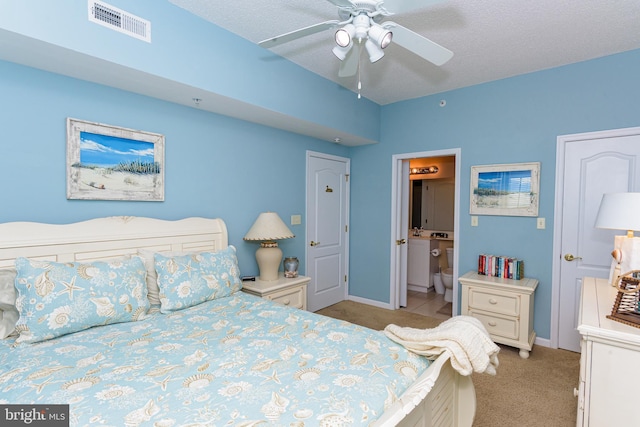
[489,298,497,304]
[488,321,497,327]
[283,299,290,305]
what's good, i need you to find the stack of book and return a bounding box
[478,254,524,280]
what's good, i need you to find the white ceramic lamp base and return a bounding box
[255,243,282,282]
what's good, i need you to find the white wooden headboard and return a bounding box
[0,216,228,270]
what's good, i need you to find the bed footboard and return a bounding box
[375,354,476,427]
[398,359,475,427]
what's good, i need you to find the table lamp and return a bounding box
[243,212,294,281]
[594,192,640,285]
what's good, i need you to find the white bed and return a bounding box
[0,216,475,426]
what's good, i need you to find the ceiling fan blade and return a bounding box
[259,20,340,49]
[326,0,356,8]
[382,0,445,14]
[338,43,361,77]
[386,22,453,66]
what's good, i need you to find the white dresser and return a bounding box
[576,277,640,426]
[459,271,537,358]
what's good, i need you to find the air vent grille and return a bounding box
[88,1,151,43]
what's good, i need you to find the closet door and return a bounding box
[556,128,640,352]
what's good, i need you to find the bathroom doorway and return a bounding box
[405,155,456,319]
[390,149,461,318]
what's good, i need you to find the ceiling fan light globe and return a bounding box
[335,29,350,47]
[335,23,355,48]
[381,31,393,49]
[368,24,393,49]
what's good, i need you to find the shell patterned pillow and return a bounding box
[13,256,149,343]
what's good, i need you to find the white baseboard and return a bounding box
[534,336,551,348]
[407,285,431,293]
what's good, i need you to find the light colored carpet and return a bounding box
[316,300,580,427]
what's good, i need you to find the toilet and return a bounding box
[441,247,454,302]
[433,272,444,295]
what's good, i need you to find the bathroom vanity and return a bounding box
[407,232,453,292]
[407,237,434,290]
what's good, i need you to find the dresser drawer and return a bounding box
[469,310,519,340]
[468,288,520,316]
[264,285,305,309]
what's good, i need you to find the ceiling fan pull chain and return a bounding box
[357,48,362,99]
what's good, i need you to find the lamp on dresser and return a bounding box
[244,212,295,282]
[594,192,640,285]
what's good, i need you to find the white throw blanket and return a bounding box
[384,315,500,376]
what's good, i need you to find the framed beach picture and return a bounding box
[66,118,165,201]
[470,162,540,216]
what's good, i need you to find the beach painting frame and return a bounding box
[66,118,165,201]
[470,162,540,216]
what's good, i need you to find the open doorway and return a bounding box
[390,149,461,318]
[404,155,456,319]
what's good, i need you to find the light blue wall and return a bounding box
[0,0,380,142]
[2,1,640,342]
[0,59,349,276]
[348,49,640,339]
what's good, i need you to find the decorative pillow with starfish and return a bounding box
[13,256,149,343]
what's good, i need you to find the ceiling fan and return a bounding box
[258,0,453,78]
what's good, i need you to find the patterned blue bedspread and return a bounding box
[0,293,429,426]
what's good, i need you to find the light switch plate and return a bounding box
[537,217,545,229]
[291,215,301,225]
[471,216,478,227]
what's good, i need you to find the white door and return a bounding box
[554,127,640,352]
[306,151,349,312]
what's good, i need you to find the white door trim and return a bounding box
[551,126,640,349]
[390,148,461,314]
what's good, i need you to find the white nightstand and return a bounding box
[241,273,310,310]
[459,271,538,359]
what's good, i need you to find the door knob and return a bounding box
[564,253,582,262]
[396,239,407,245]
[310,241,320,246]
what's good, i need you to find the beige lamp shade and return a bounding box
[244,212,294,281]
[243,212,295,242]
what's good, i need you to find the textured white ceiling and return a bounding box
[169,0,640,105]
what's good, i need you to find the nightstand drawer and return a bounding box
[468,288,520,316]
[241,274,309,310]
[470,310,519,340]
[264,285,305,309]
